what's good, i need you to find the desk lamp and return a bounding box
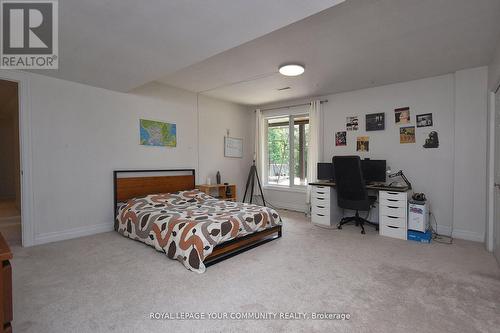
[386,168,412,190]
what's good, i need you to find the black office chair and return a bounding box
[333,156,378,234]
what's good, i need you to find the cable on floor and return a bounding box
[429,211,453,244]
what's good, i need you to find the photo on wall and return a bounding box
[365,112,385,131]
[423,131,439,148]
[400,126,415,144]
[416,113,433,127]
[346,116,359,131]
[335,131,347,146]
[356,136,369,152]
[395,107,411,124]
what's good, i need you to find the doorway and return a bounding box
[0,79,21,246]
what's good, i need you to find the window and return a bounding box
[265,114,309,187]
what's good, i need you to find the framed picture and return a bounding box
[335,131,347,146]
[140,119,177,147]
[395,107,410,125]
[356,136,369,152]
[416,113,433,127]
[224,136,243,158]
[346,116,359,131]
[400,126,415,144]
[365,112,385,131]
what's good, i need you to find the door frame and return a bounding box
[487,92,495,251]
[0,70,34,246]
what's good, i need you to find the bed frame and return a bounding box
[113,169,282,267]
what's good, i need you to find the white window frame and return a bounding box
[263,111,309,191]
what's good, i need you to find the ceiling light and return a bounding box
[279,64,305,77]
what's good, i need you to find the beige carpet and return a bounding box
[12,210,500,333]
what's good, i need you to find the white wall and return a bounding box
[197,95,253,200]
[324,73,456,235]
[489,42,500,92]
[132,84,254,200]
[256,67,488,242]
[453,68,488,241]
[1,71,252,246]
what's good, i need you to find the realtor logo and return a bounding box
[1,0,58,69]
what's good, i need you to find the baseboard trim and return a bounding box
[435,225,484,242]
[268,201,307,213]
[251,195,307,213]
[34,222,114,245]
[452,229,485,242]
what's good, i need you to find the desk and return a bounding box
[308,181,408,193]
[309,182,409,240]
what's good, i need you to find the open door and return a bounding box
[0,79,21,246]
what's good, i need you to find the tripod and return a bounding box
[242,160,266,206]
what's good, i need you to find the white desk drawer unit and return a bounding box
[311,185,334,228]
[379,190,408,240]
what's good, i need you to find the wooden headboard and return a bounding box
[113,169,195,219]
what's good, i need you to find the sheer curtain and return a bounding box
[253,109,264,198]
[306,100,321,211]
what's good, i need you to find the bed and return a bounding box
[114,169,282,273]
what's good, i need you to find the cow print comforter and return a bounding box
[116,190,281,273]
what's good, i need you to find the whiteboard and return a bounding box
[224,137,243,158]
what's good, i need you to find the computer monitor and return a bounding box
[317,162,334,181]
[361,159,386,183]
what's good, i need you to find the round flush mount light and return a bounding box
[279,64,305,76]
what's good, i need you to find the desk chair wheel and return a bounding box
[361,229,366,234]
[337,224,342,230]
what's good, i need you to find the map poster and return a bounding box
[140,119,177,147]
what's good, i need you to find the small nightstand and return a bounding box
[198,184,237,201]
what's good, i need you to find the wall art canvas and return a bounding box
[346,116,359,131]
[356,136,369,152]
[335,131,347,146]
[140,119,177,147]
[416,113,433,127]
[395,107,411,124]
[365,112,385,131]
[400,126,415,144]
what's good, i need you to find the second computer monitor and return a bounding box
[317,162,334,181]
[361,159,387,183]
